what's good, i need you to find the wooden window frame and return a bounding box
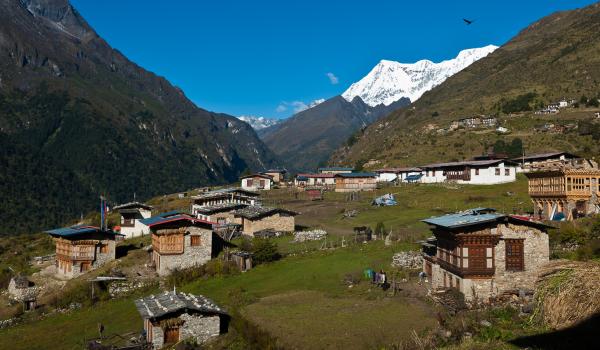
[190,235,201,247]
[505,239,525,271]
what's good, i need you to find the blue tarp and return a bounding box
[372,193,397,206]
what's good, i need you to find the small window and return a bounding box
[190,235,201,246]
[505,168,510,176]
[475,168,479,175]
[505,239,524,271]
[246,179,253,187]
[100,244,108,254]
[495,168,500,176]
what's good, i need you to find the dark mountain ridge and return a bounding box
[0,0,279,234]
[260,95,409,172]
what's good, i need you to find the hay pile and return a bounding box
[534,260,600,329]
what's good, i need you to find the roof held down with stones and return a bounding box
[135,291,228,321]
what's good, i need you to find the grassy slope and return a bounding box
[0,178,533,349]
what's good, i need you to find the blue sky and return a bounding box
[72,0,595,119]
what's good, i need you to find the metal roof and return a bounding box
[139,211,184,226]
[143,214,215,229]
[240,173,273,180]
[421,159,516,169]
[318,167,354,171]
[334,172,378,178]
[297,173,336,178]
[374,167,422,173]
[514,152,579,162]
[421,210,504,229]
[421,208,553,231]
[45,225,119,238]
[135,291,227,321]
[192,188,259,200]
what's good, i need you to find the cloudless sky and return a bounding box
[72,0,595,119]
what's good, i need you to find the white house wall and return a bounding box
[421,163,516,185]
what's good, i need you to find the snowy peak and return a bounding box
[238,116,281,130]
[342,45,498,107]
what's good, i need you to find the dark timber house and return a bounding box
[421,208,551,301]
[45,225,119,279]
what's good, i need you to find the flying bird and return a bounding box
[463,18,475,25]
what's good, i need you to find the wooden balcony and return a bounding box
[438,259,495,278]
[446,171,470,181]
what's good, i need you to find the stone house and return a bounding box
[421,208,551,301]
[240,174,273,191]
[334,172,378,192]
[190,188,259,217]
[374,167,422,183]
[8,276,39,311]
[45,225,119,279]
[232,206,297,236]
[420,159,518,185]
[295,173,336,188]
[262,169,287,184]
[135,290,229,349]
[147,214,226,276]
[113,202,153,239]
[512,152,580,173]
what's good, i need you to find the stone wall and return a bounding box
[425,223,550,302]
[156,227,213,276]
[179,314,221,344]
[150,325,163,349]
[243,214,295,236]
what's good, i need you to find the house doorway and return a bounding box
[164,326,180,344]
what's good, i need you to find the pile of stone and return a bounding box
[390,251,422,269]
[293,229,327,242]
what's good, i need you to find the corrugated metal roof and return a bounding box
[139,211,183,226]
[297,173,336,178]
[45,225,118,238]
[334,172,378,178]
[514,152,578,161]
[421,211,503,229]
[318,167,354,171]
[374,167,422,173]
[113,202,153,211]
[421,159,513,169]
[142,214,215,228]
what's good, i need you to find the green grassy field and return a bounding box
[0,177,539,349]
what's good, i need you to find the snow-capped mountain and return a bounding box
[238,116,282,130]
[342,45,498,107]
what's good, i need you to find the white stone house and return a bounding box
[135,290,229,349]
[295,173,336,187]
[374,167,422,183]
[421,208,551,301]
[147,214,226,276]
[113,202,153,239]
[240,174,273,191]
[420,159,517,185]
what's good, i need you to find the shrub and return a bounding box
[252,238,281,265]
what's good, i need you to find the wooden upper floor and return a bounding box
[526,169,600,198]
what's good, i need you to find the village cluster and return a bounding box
[5,150,600,348]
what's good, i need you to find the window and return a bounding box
[246,179,253,187]
[475,168,479,176]
[495,168,500,176]
[505,168,510,176]
[190,235,201,246]
[505,239,524,271]
[100,244,108,254]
